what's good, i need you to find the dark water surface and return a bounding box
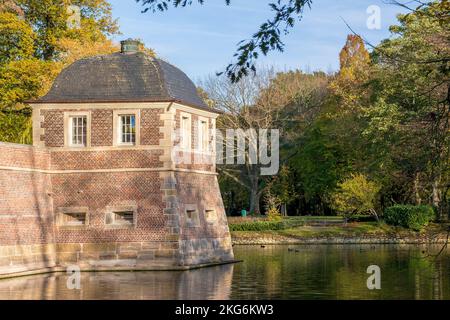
[0,244,449,300]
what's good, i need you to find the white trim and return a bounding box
[172,103,220,119]
[113,109,140,147]
[197,116,209,153]
[30,102,220,118]
[64,111,91,148]
[0,165,218,175]
[33,102,171,110]
[180,112,192,150]
[49,145,164,152]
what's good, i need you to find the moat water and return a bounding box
[0,244,449,300]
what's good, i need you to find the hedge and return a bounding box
[384,205,435,231]
[229,221,285,231]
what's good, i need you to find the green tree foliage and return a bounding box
[214,2,448,218]
[0,12,34,63]
[384,205,436,231]
[365,0,449,213]
[17,0,119,60]
[331,174,381,220]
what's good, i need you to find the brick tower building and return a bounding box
[0,39,234,277]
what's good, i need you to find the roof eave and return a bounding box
[26,98,223,114]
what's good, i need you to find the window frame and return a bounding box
[180,112,192,150]
[56,207,89,228]
[184,204,200,227]
[64,111,91,148]
[205,209,217,224]
[197,116,209,152]
[105,205,138,229]
[113,110,140,147]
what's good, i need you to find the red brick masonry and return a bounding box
[0,107,234,277]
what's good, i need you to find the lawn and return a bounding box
[228,216,449,240]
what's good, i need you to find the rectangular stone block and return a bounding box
[155,249,174,258]
[78,252,100,261]
[118,243,141,252]
[0,246,14,257]
[83,243,117,253]
[118,252,138,259]
[160,242,179,250]
[141,242,160,250]
[57,252,78,262]
[56,243,81,253]
[99,254,118,260]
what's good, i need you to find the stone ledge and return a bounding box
[231,235,450,245]
[0,260,241,280]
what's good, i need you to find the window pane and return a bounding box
[71,116,87,146]
[120,115,136,144]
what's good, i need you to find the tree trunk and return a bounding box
[414,172,422,205]
[432,176,441,208]
[281,203,287,216]
[249,188,261,215]
[370,209,380,222]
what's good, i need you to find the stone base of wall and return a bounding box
[179,237,234,266]
[0,244,56,277]
[0,241,238,278]
[56,241,236,270]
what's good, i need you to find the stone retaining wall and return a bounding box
[231,234,450,245]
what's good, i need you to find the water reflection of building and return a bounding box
[0,264,234,300]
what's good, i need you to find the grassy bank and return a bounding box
[228,216,449,244]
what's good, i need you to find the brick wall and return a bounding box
[1,105,233,277]
[91,109,113,146]
[40,108,165,148]
[141,108,164,145]
[0,143,56,275]
[50,150,163,170]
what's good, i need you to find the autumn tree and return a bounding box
[0,0,121,144]
[331,173,381,220]
[202,68,329,215]
[365,0,449,215]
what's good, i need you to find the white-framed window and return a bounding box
[69,116,87,147]
[113,110,140,146]
[64,112,90,148]
[119,114,136,144]
[180,113,191,150]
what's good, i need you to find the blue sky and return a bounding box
[109,0,408,81]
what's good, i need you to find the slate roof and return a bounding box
[30,52,215,112]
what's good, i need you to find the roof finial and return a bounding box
[120,39,140,54]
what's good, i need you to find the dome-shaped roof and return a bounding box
[33,52,210,110]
